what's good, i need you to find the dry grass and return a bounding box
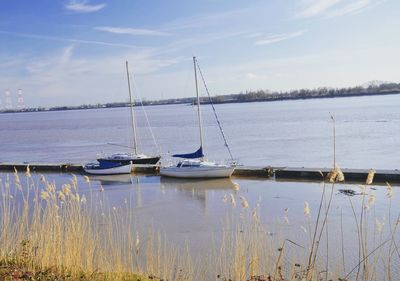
[1,166,399,281]
[0,168,192,281]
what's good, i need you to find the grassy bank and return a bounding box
[0,259,147,280]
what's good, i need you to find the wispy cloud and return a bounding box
[25,45,77,75]
[0,30,144,49]
[297,0,377,18]
[0,43,182,106]
[298,0,342,18]
[326,0,371,18]
[65,0,106,13]
[159,30,247,56]
[254,30,307,46]
[95,26,171,36]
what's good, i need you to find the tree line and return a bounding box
[204,82,400,104]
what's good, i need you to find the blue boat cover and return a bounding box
[172,146,204,159]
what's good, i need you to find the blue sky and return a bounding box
[0,0,399,107]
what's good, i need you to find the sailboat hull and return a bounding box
[83,163,132,175]
[97,156,160,166]
[160,166,234,178]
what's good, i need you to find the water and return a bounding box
[1,95,399,278]
[0,94,399,169]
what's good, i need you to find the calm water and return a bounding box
[1,95,399,278]
[0,94,399,169]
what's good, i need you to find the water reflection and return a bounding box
[87,174,134,186]
[160,177,239,211]
[160,177,238,190]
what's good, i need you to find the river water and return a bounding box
[1,94,399,278]
[0,94,399,169]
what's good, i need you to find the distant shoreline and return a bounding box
[201,90,400,105]
[1,85,399,114]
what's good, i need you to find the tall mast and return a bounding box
[193,56,204,158]
[126,61,138,154]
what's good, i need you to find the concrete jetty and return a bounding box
[0,162,83,173]
[232,166,273,178]
[274,167,400,184]
[0,162,398,184]
[0,162,158,174]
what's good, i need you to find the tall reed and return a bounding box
[0,169,192,280]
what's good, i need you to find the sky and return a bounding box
[0,0,399,107]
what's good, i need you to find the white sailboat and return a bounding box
[84,61,160,175]
[160,57,235,179]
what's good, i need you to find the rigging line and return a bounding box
[130,72,162,155]
[107,142,134,149]
[195,59,234,161]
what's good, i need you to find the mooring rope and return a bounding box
[195,58,234,161]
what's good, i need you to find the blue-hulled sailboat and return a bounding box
[160,57,235,178]
[84,61,160,175]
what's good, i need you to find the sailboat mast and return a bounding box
[193,56,204,158]
[126,61,138,155]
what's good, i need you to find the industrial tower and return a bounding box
[4,89,12,110]
[17,89,25,110]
